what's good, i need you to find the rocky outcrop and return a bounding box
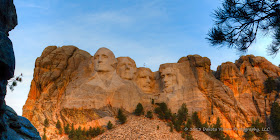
[1,104,40,139]
[0,0,40,139]
[23,47,280,139]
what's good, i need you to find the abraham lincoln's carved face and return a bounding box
[160,67,177,93]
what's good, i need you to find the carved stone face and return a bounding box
[160,67,177,93]
[93,48,117,72]
[136,68,153,93]
[117,57,137,80]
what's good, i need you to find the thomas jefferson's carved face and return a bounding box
[136,68,153,93]
[93,48,116,72]
[117,57,136,80]
[160,67,177,93]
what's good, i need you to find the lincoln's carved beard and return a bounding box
[136,69,153,93]
[117,58,136,80]
[160,67,177,93]
[93,48,116,73]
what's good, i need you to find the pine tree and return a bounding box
[191,112,202,128]
[211,118,225,139]
[56,120,61,129]
[64,123,70,134]
[68,123,75,139]
[42,133,47,140]
[185,134,194,140]
[271,102,280,135]
[134,103,144,116]
[146,111,153,119]
[184,119,192,135]
[107,121,113,130]
[117,109,127,124]
[208,0,280,56]
[252,119,266,138]
[44,118,49,127]
[177,103,188,124]
[243,129,254,140]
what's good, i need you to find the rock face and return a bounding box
[23,46,280,139]
[0,0,41,139]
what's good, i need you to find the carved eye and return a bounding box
[94,55,99,60]
[102,54,108,58]
[161,75,165,78]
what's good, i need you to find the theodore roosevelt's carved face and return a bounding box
[160,67,177,93]
[117,57,136,80]
[93,48,117,72]
[136,68,153,93]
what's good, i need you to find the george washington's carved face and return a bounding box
[136,68,153,93]
[160,67,177,93]
[117,57,136,80]
[93,48,117,72]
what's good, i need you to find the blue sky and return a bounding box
[6,0,280,115]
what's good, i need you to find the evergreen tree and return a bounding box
[146,110,153,119]
[243,129,254,140]
[207,0,280,56]
[154,102,171,120]
[184,119,192,134]
[169,122,174,132]
[117,109,127,124]
[134,103,144,116]
[185,134,194,140]
[177,103,188,124]
[211,117,225,139]
[264,77,277,93]
[56,120,61,129]
[174,119,182,132]
[64,123,70,134]
[68,123,75,139]
[181,132,186,138]
[191,112,202,128]
[107,121,113,130]
[271,102,280,135]
[251,119,266,138]
[44,118,49,127]
[58,127,63,135]
[42,133,47,140]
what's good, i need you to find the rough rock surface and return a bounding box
[0,0,17,35]
[1,104,40,139]
[0,0,41,139]
[94,115,213,140]
[23,46,280,139]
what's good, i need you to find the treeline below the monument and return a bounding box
[42,120,106,140]
[153,102,230,140]
[42,100,280,140]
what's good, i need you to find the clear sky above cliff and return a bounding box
[6,0,280,115]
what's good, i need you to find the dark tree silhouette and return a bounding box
[207,0,280,55]
[117,109,127,124]
[134,103,144,116]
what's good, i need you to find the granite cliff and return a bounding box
[0,0,41,139]
[23,46,280,139]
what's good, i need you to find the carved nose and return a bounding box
[146,77,151,83]
[125,65,130,70]
[98,56,102,63]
